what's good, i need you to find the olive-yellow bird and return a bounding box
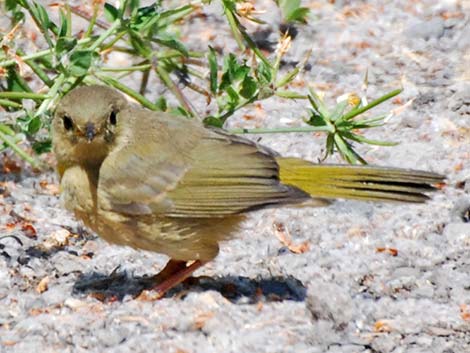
[52,85,444,298]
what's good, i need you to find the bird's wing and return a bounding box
[163,129,313,217]
[97,111,198,215]
[97,115,311,217]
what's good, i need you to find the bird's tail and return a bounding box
[277,157,444,203]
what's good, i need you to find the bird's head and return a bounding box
[53,85,128,166]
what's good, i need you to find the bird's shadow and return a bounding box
[73,270,307,303]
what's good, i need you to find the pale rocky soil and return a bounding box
[0,1,469,352]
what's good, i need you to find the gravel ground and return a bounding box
[1,1,469,352]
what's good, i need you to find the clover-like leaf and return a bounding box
[69,50,97,77]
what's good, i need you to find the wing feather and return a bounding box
[97,111,308,217]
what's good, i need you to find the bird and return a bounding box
[52,85,444,298]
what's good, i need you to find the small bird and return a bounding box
[52,85,444,298]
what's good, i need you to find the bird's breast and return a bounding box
[60,165,99,227]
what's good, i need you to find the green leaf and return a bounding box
[326,133,335,156]
[308,90,330,117]
[334,134,356,164]
[130,4,160,32]
[226,86,240,108]
[56,37,77,56]
[219,54,250,89]
[69,50,96,77]
[220,54,250,85]
[285,7,309,23]
[129,31,152,57]
[32,139,52,154]
[104,3,120,22]
[155,96,167,111]
[6,0,25,23]
[333,134,367,164]
[31,2,50,30]
[171,106,191,118]
[203,116,224,128]
[256,61,273,85]
[6,0,19,11]
[342,131,398,147]
[159,5,195,28]
[28,52,53,70]
[308,112,327,127]
[208,46,218,94]
[275,67,301,88]
[240,75,257,99]
[58,9,68,37]
[27,116,42,135]
[155,36,189,56]
[330,100,348,121]
[349,115,386,128]
[219,73,231,91]
[342,88,403,121]
[7,68,31,94]
[224,53,238,70]
[221,0,236,12]
[337,116,385,130]
[219,56,236,90]
[128,0,141,14]
[233,64,250,81]
[11,0,28,7]
[277,0,309,23]
[12,10,26,23]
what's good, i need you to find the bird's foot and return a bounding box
[137,259,206,300]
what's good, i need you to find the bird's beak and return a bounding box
[85,122,95,142]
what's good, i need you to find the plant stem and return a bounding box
[0,92,48,100]
[15,48,53,87]
[89,20,122,52]
[0,130,36,166]
[100,64,152,72]
[155,65,199,118]
[96,74,160,110]
[34,73,66,117]
[85,2,100,38]
[218,95,259,122]
[229,125,333,134]
[275,91,308,99]
[239,30,272,68]
[223,5,245,51]
[342,88,402,121]
[0,38,93,68]
[0,99,22,108]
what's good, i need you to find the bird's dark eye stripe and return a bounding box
[109,110,117,125]
[63,115,73,130]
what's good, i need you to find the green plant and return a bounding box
[0,0,402,168]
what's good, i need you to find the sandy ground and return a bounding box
[1,0,469,352]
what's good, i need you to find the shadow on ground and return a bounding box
[73,270,307,303]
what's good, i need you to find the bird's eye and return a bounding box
[63,116,74,131]
[109,110,117,125]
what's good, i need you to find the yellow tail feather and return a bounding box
[277,158,444,203]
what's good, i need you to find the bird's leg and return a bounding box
[151,259,188,283]
[143,259,206,299]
